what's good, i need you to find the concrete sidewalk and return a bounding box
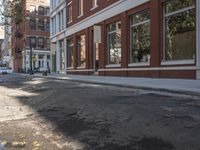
[34,73,200,96]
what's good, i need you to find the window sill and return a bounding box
[90,6,98,11]
[161,60,195,66]
[106,64,121,68]
[77,66,86,69]
[128,62,150,67]
[77,14,84,18]
[67,67,74,70]
[67,20,72,24]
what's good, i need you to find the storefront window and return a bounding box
[38,37,44,48]
[130,10,150,63]
[108,21,121,64]
[67,39,74,68]
[164,0,196,61]
[77,35,86,67]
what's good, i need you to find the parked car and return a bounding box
[0,67,13,74]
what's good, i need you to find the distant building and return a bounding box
[11,0,50,72]
[50,0,200,79]
[50,0,66,73]
[2,0,13,69]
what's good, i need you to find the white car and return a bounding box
[0,67,13,74]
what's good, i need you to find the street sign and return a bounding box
[93,25,101,43]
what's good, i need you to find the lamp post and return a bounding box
[30,38,35,75]
[29,46,33,74]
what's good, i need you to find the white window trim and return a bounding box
[77,66,86,69]
[131,19,150,28]
[161,59,195,66]
[164,5,195,17]
[128,62,150,67]
[98,66,196,72]
[108,29,118,34]
[90,5,98,11]
[67,1,73,24]
[91,0,98,10]
[67,67,74,69]
[163,2,196,64]
[67,20,72,24]
[67,69,94,72]
[90,5,99,11]
[78,0,84,17]
[106,64,121,68]
[67,1,72,6]
[78,14,84,18]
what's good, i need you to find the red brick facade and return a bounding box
[12,0,50,72]
[52,0,198,79]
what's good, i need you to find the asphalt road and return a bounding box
[0,74,200,150]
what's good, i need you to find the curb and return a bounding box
[30,74,200,97]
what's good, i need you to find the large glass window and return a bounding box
[77,35,86,67]
[46,20,50,32]
[38,20,44,31]
[164,0,196,61]
[108,21,121,64]
[67,39,74,68]
[30,37,36,48]
[38,6,45,16]
[29,19,36,30]
[46,38,50,49]
[130,10,150,64]
[46,7,50,15]
[67,3,72,23]
[78,0,83,16]
[38,37,44,48]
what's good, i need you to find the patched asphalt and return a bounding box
[0,74,200,150]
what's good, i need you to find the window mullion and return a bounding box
[131,19,150,28]
[164,5,195,17]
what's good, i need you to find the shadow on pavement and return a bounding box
[0,74,200,150]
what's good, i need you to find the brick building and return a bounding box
[50,0,200,79]
[2,0,12,69]
[12,0,50,72]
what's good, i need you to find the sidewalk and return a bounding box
[34,73,200,96]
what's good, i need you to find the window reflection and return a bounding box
[164,0,196,61]
[130,10,150,63]
[108,21,121,64]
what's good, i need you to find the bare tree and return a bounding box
[0,0,24,30]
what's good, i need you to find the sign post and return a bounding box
[93,25,101,72]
